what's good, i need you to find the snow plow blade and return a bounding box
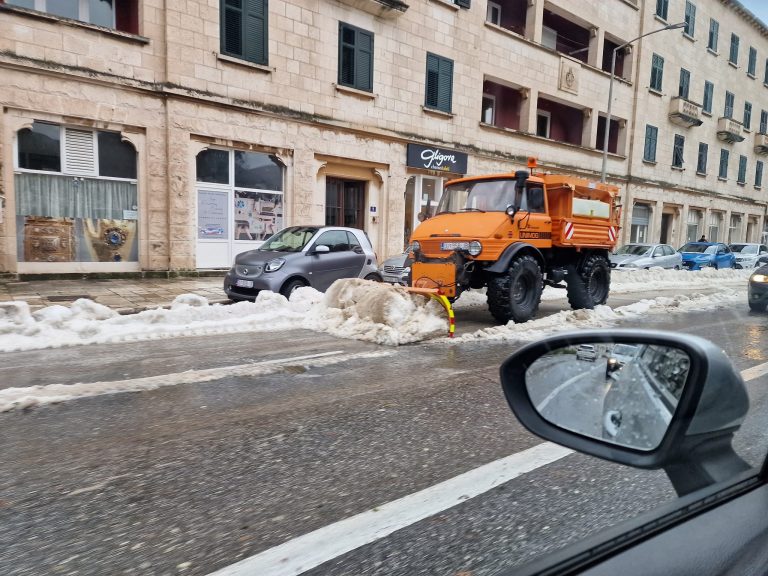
[405,287,455,338]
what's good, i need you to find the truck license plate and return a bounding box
[235,279,254,288]
[440,242,469,251]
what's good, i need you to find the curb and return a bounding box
[115,298,235,315]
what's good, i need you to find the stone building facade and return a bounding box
[0,0,765,275]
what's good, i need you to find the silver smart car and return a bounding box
[224,226,381,300]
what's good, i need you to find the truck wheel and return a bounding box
[487,255,543,323]
[567,254,611,309]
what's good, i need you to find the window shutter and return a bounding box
[222,0,243,56]
[64,128,96,176]
[455,0,471,7]
[244,0,268,65]
[426,54,440,108]
[437,57,453,112]
[355,30,373,91]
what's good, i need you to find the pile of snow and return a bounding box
[0,280,449,353]
[455,288,744,343]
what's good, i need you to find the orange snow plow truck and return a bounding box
[409,161,621,324]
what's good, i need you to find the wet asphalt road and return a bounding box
[1,290,768,576]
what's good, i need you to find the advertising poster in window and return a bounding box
[16,216,139,263]
[197,189,228,240]
[234,191,283,241]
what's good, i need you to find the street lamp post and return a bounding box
[600,22,687,183]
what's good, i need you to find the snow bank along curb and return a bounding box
[0,350,394,412]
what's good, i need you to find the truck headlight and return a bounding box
[412,241,421,252]
[468,241,482,256]
[265,258,286,272]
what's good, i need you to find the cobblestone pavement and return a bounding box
[0,275,229,313]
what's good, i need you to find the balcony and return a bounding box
[755,133,768,155]
[717,117,745,143]
[668,97,703,128]
[337,0,408,18]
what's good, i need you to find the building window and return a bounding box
[425,53,454,113]
[672,134,685,168]
[708,19,719,51]
[650,53,664,91]
[481,93,496,124]
[744,102,752,130]
[765,59,768,84]
[697,142,708,174]
[749,47,757,76]
[724,91,734,118]
[756,161,764,187]
[655,0,668,20]
[687,210,702,242]
[729,33,739,64]
[709,212,722,242]
[221,0,268,65]
[738,155,748,184]
[703,81,714,113]
[729,214,742,243]
[719,149,729,179]
[631,204,651,243]
[678,68,690,99]
[536,111,551,138]
[486,1,501,25]
[14,121,139,263]
[7,0,139,33]
[643,125,658,162]
[338,23,374,92]
[684,1,696,37]
[761,110,768,134]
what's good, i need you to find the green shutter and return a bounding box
[426,53,440,108]
[425,54,453,112]
[222,0,243,56]
[355,30,373,91]
[244,0,267,65]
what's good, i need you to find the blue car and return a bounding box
[679,242,736,270]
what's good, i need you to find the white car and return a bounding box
[576,344,597,362]
[729,243,768,268]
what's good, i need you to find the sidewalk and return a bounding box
[0,275,229,314]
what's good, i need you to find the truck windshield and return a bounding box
[437,179,518,213]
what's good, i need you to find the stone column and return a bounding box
[589,27,604,70]
[526,0,545,44]
[520,88,538,135]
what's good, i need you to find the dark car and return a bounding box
[748,264,768,311]
[224,226,380,301]
[679,242,736,270]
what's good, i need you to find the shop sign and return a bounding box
[407,144,468,174]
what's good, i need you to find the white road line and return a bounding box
[535,368,595,412]
[207,359,768,576]
[0,350,394,412]
[206,442,573,576]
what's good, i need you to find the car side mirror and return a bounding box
[500,329,750,497]
[312,245,330,254]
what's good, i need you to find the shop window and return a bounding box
[687,210,702,242]
[221,0,268,65]
[709,212,722,242]
[196,149,230,184]
[326,178,365,229]
[338,23,374,92]
[15,121,138,263]
[234,151,282,191]
[7,0,139,34]
[729,215,742,243]
[630,204,650,243]
[425,53,454,113]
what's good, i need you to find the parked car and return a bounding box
[610,243,682,270]
[379,245,413,286]
[679,242,736,270]
[224,226,381,301]
[575,344,597,362]
[748,263,768,312]
[729,243,768,269]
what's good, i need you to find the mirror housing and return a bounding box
[500,329,750,496]
[312,245,330,254]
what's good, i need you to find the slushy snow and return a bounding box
[0,269,752,353]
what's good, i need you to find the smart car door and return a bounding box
[308,230,365,291]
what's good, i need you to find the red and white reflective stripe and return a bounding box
[608,226,617,242]
[564,222,575,240]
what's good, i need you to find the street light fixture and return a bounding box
[600,22,687,183]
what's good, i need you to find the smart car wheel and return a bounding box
[364,273,382,282]
[280,279,307,298]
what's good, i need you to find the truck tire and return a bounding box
[567,253,611,310]
[487,255,543,323]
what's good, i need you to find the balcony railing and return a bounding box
[668,97,703,128]
[717,117,745,143]
[337,0,408,18]
[755,133,768,155]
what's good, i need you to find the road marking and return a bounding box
[206,442,573,576]
[741,360,768,382]
[0,350,394,412]
[535,368,594,412]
